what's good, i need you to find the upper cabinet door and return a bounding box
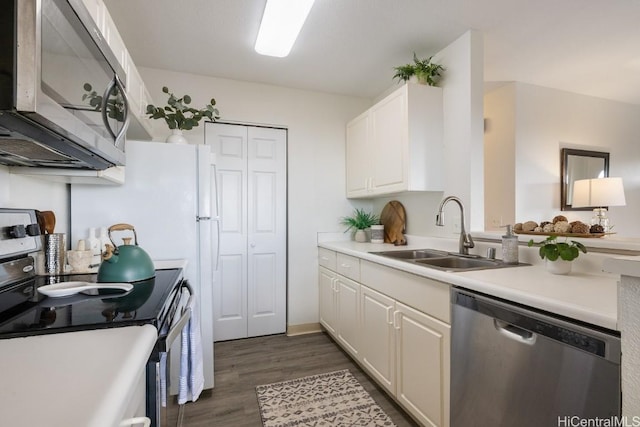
[345,82,443,199]
[345,111,370,197]
[370,88,406,193]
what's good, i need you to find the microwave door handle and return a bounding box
[101,77,117,139]
[113,74,130,148]
[101,75,130,148]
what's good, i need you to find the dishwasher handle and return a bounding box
[494,319,537,345]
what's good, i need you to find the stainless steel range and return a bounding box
[0,208,192,427]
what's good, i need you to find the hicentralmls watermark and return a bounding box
[558,416,640,427]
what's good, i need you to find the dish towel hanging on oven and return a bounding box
[160,352,168,406]
[178,294,204,404]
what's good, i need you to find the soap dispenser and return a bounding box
[501,225,519,264]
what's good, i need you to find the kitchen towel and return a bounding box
[160,352,168,407]
[178,294,204,404]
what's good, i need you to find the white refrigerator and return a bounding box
[70,140,218,390]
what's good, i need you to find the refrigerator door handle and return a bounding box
[211,163,220,271]
[212,215,220,271]
[197,145,212,219]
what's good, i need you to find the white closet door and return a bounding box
[206,123,287,341]
[247,126,287,337]
[208,123,249,341]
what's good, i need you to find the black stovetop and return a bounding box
[0,269,183,339]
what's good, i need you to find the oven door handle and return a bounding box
[165,283,195,348]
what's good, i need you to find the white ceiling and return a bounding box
[103,0,640,105]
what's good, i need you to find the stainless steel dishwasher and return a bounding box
[451,288,620,427]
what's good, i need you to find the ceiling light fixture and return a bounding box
[254,0,315,58]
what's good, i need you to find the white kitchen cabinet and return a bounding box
[317,250,361,359]
[360,285,396,394]
[359,283,450,427]
[345,111,370,197]
[80,0,153,140]
[319,266,338,335]
[336,252,360,281]
[335,275,360,358]
[101,6,128,69]
[395,301,450,427]
[80,0,105,29]
[360,259,450,427]
[124,52,154,139]
[319,250,451,427]
[346,82,443,198]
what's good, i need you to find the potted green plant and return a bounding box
[146,86,220,143]
[341,208,379,243]
[393,53,445,86]
[527,235,587,275]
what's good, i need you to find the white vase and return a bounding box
[166,129,187,144]
[546,259,572,275]
[354,229,367,243]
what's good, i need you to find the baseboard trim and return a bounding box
[286,323,322,336]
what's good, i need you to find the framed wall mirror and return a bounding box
[561,148,610,211]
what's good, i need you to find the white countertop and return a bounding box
[319,238,619,330]
[0,325,157,427]
[603,256,640,278]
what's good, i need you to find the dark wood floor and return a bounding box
[180,332,418,426]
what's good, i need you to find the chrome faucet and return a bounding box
[436,196,475,255]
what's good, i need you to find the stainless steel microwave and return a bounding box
[0,0,129,169]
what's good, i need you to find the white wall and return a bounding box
[0,166,70,236]
[484,81,640,238]
[139,67,370,327]
[373,30,485,237]
[484,84,516,230]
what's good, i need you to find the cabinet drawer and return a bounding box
[360,260,450,324]
[337,253,360,281]
[318,248,337,270]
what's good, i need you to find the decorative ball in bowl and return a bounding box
[67,250,93,273]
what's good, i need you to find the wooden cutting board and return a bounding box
[380,201,407,245]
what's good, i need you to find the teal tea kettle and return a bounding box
[97,223,155,283]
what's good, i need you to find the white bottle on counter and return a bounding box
[98,227,111,255]
[87,227,101,266]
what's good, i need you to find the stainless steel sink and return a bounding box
[414,256,502,271]
[371,249,449,260]
[369,249,526,272]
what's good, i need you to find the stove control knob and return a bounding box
[8,225,26,238]
[26,223,41,236]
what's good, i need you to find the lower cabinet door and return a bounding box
[318,267,337,335]
[360,285,396,394]
[395,301,451,427]
[336,276,360,358]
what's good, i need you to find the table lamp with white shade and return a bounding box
[571,177,626,233]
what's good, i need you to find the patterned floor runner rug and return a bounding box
[256,369,397,427]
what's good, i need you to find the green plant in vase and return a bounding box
[393,53,445,86]
[528,235,587,275]
[340,208,379,243]
[146,86,219,131]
